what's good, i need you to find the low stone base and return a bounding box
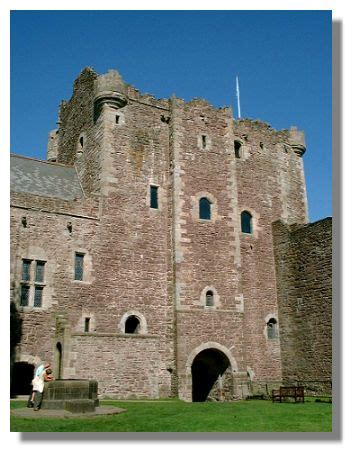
[11,405,126,418]
[41,399,96,413]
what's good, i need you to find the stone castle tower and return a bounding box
[10,68,332,400]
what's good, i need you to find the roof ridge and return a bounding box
[10,153,74,168]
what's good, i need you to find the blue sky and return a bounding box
[10,10,331,222]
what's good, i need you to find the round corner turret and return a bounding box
[288,126,306,156]
[93,70,128,121]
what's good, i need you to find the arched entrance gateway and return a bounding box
[192,348,231,401]
[186,343,238,402]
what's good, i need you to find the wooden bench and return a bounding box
[272,386,304,403]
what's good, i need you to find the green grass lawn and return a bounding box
[10,399,332,432]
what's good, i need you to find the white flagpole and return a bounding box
[236,76,241,119]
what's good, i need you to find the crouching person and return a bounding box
[32,367,54,411]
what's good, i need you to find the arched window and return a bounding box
[199,198,211,220]
[241,211,253,234]
[205,291,214,307]
[125,315,140,334]
[76,133,86,158]
[267,318,278,340]
[234,141,242,158]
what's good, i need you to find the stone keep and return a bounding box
[10,68,332,401]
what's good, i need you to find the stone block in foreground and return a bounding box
[41,379,99,412]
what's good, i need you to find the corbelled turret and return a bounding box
[93,70,128,121]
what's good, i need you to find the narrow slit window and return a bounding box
[22,259,31,281]
[201,135,207,149]
[74,253,84,281]
[234,141,242,158]
[20,285,30,307]
[35,261,45,283]
[34,286,43,308]
[241,211,253,234]
[150,186,158,209]
[115,115,120,124]
[84,317,90,333]
[199,197,211,220]
[79,136,84,148]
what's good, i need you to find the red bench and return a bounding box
[272,386,304,403]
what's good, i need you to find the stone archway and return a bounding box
[191,348,231,402]
[183,342,238,402]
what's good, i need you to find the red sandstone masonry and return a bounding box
[10,68,331,400]
[272,218,332,382]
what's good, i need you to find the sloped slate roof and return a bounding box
[10,154,84,201]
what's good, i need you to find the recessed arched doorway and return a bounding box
[55,342,63,379]
[11,362,34,396]
[191,348,231,402]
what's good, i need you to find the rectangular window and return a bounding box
[202,135,207,149]
[35,261,45,283]
[150,186,158,209]
[20,285,30,307]
[34,286,43,308]
[84,317,90,333]
[115,115,120,124]
[74,253,84,281]
[22,259,31,281]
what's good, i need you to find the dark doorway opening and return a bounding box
[191,348,230,402]
[56,342,63,379]
[11,362,34,396]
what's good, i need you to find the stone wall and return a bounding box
[70,333,162,398]
[233,120,307,383]
[169,98,246,400]
[10,68,331,400]
[272,218,332,383]
[56,67,102,194]
[10,192,100,371]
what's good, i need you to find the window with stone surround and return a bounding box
[205,291,214,307]
[199,197,211,220]
[120,311,147,335]
[20,258,46,308]
[241,210,253,234]
[150,185,159,209]
[125,315,140,334]
[74,252,84,281]
[34,286,43,308]
[267,318,278,340]
[35,261,45,283]
[200,286,219,308]
[22,259,31,281]
[84,317,91,333]
[20,284,30,307]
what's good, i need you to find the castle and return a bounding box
[10,68,332,401]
